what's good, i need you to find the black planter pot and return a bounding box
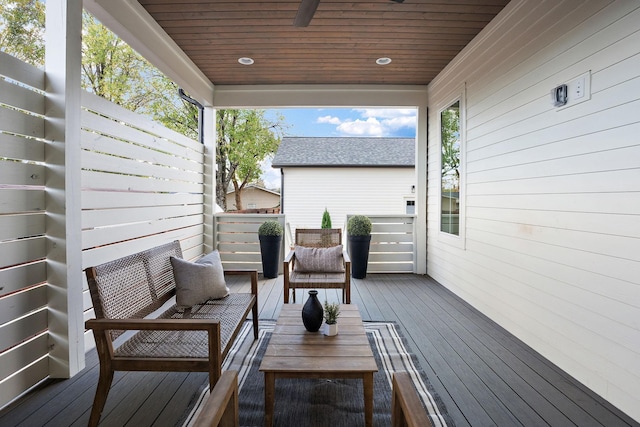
[348,235,371,279]
[258,235,282,278]
[302,290,323,332]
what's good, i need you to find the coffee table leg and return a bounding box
[363,372,374,427]
[264,372,275,427]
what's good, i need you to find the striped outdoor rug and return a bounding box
[184,320,453,427]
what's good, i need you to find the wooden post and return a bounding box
[45,0,85,377]
[203,105,216,253]
[415,104,428,275]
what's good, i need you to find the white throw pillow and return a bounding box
[171,251,229,307]
[294,245,345,273]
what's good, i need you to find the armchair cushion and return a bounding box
[171,250,229,307]
[294,245,345,273]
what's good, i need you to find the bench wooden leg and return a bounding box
[209,324,222,391]
[285,285,296,303]
[88,366,114,427]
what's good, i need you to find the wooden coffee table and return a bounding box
[259,304,378,427]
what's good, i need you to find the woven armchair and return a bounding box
[284,228,351,303]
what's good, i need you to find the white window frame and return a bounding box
[437,87,466,249]
[404,197,416,215]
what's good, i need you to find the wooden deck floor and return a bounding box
[1,274,637,427]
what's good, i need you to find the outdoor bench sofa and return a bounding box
[84,240,258,427]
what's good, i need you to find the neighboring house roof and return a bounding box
[272,137,415,168]
[226,183,280,196]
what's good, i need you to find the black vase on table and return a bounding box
[301,290,323,332]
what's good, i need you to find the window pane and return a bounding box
[406,200,415,215]
[441,101,460,235]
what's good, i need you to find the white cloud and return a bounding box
[355,108,415,119]
[311,108,416,137]
[337,117,384,137]
[316,115,342,125]
[382,115,416,130]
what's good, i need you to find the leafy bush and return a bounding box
[258,220,283,236]
[347,215,372,236]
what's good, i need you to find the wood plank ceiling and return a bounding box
[138,0,510,86]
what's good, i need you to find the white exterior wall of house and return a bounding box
[427,0,640,421]
[281,167,415,232]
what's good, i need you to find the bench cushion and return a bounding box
[288,271,346,287]
[171,251,229,307]
[293,245,345,273]
[114,293,254,359]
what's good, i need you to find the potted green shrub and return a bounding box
[347,215,372,279]
[323,300,340,336]
[258,220,283,278]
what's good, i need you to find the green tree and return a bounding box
[82,13,198,137]
[441,101,460,191]
[0,0,45,67]
[82,13,149,109]
[144,77,199,140]
[321,208,332,229]
[1,3,282,208]
[216,109,284,211]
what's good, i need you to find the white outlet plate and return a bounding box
[557,71,591,109]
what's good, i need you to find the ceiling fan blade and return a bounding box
[293,0,320,27]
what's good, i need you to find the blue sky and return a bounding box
[261,108,417,188]
[265,108,417,138]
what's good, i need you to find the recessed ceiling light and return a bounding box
[376,57,392,65]
[238,57,254,65]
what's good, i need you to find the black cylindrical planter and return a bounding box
[302,290,323,332]
[348,235,371,279]
[258,235,282,278]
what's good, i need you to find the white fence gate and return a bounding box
[347,214,416,274]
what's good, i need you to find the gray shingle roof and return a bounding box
[271,137,415,167]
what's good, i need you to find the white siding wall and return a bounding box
[426,0,640,421]
[282,167,415,232]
